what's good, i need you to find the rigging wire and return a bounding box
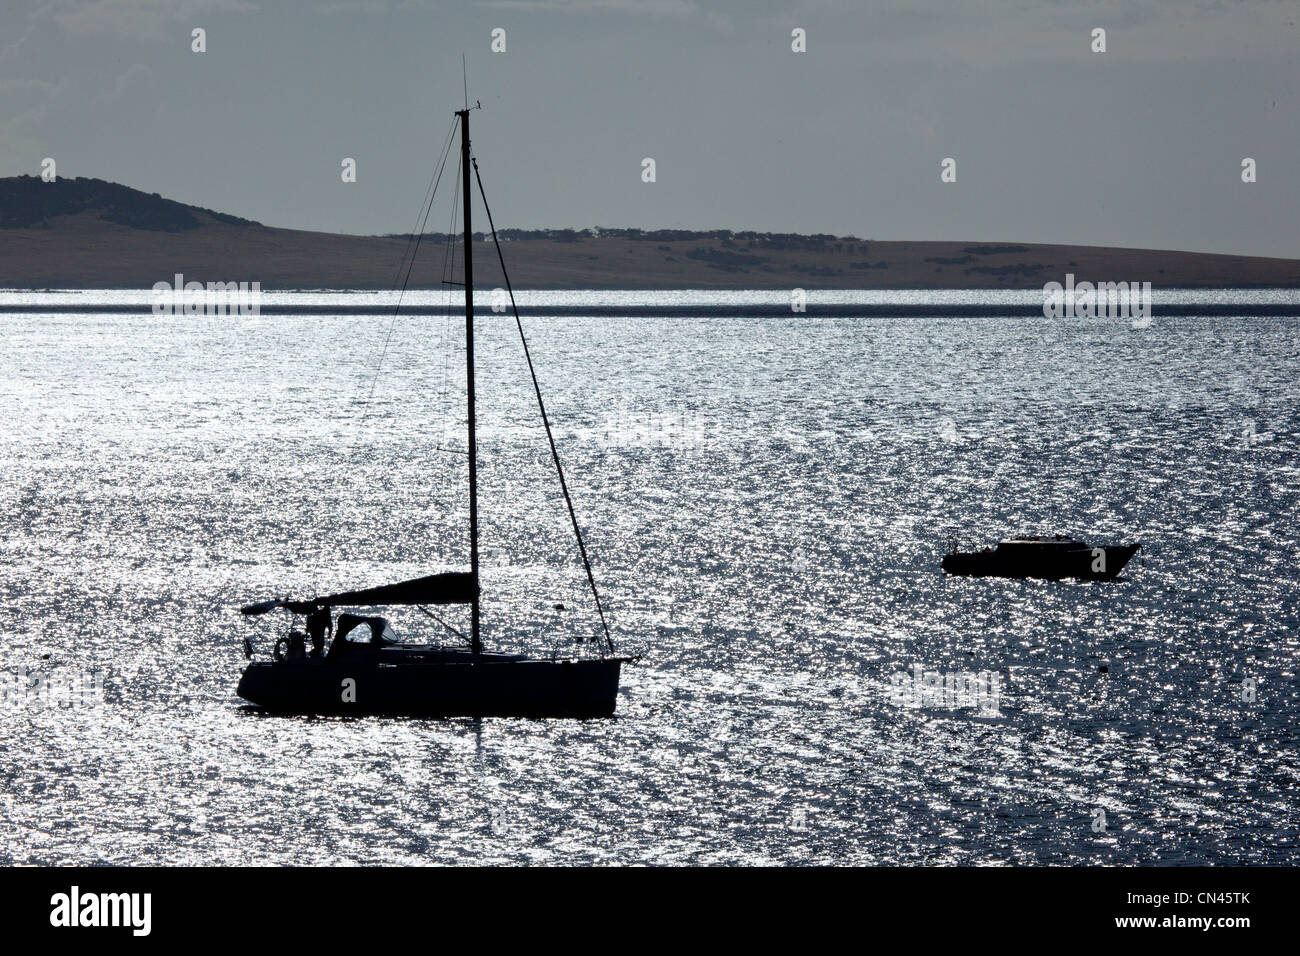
[354,116,459,428]
[415,603,470,645]
[470,156,616,657]
[433,159,463,458]
[343,119,465,637]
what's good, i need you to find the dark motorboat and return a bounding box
[942,535,1140,581]
[236,106,634,717]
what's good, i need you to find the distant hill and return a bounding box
[2,176,1298,290]
[0,175,259,231]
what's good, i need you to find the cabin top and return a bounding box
[1000,536,1086,548]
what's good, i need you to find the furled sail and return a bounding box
[240,572,478,616]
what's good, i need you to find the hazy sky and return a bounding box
[1,0,1297,257]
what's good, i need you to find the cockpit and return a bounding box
[326,613,399,659]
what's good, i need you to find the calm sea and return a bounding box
[0,290,1297,864]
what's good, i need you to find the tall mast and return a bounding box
[458,107,482,655]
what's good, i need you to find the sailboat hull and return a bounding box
[237,656,627,718]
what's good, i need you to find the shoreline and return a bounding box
[3,302,1297,317]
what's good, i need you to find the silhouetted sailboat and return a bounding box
[236,106,634,717]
